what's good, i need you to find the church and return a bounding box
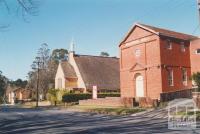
[55,42,120,93]
[120,23,200,101]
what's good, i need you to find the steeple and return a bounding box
[68,38,75,64]
[69,38,75,53]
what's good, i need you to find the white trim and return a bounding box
[55,63,65,89]
[69,52,87,92]
[119,23,159,46]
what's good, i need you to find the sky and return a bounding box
[0,0,199,80]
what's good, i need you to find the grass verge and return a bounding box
[66,105,146,115]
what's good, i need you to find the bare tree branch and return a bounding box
[1,0,10,14]
[0,0,40,29]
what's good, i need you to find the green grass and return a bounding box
[21,102,146,116]
[177,110,200,120]
[87,107,145,115]
[67,105,146,115]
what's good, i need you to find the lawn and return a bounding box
[66,105,146,115]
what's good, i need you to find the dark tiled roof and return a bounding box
[139,23,198,41]
[61,61,77,78]
[74,54,120,90]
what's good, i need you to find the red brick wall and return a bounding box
[79,97,134,108]
[120,26,162,99]
[120,25,194,100]
[124,26,153,43]
[190,39,200,74]
[159,38,192,92]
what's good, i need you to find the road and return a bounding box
[0,106,199,134]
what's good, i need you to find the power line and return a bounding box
[134,0,173,22]
[192,24,200,35]
[133,0,193,22]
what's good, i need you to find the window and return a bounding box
[167,69,173,86]
[135,49,141,57]
[166,40,172,50]
[180,42,186,52]
[58,78,62,89]
[196,49,200,54]
[182,68,187,86]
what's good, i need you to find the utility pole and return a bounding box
[33,57,43,107]
[198,0,200,23]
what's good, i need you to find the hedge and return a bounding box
[62,93,120,103]
[98,93,120,98]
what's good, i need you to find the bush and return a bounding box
[62,93,92,103]
[98,93,120,98]
[191,72,200,92]
[47,89,69,106]
[62,92,120,103]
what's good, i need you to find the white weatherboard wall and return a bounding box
[69,52,86,92]
[55,63,65,89]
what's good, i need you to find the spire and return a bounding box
[70,38,75,53]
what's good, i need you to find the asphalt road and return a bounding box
[0,106,200,134]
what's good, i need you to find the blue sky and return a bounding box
[0,0,199,80]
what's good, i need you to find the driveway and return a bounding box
[0,106,199,134]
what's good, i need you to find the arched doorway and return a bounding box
[135,74,144,97]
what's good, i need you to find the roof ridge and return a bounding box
[137,23,197,37]
[74,54,119,59]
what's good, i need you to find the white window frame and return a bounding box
[166,40,172,50]
[196,49,200,54]
[168,69,174,86]
[182,68,187,86]
[180,42,186,52]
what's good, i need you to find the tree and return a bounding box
[27,45,69,100]
[47,89,59,106]
[9,79,28,88]
[47,89,67,106]
[0,71,8,103]
[191,72,200,92]
[51,49,68,62]
[28,43,50,99]
[100,52,109,57]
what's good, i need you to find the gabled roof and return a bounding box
[61,61,77,78]
[120,23,198,46]
[74,54,120,90]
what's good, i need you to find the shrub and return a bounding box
[47,89,68,106]
[62,92,120,103]
[98,93,120,98]
[191,72,200,92]
[62,93,92,103]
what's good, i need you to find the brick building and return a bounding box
[119,23,200,100]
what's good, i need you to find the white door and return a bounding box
[136,75,144,97]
